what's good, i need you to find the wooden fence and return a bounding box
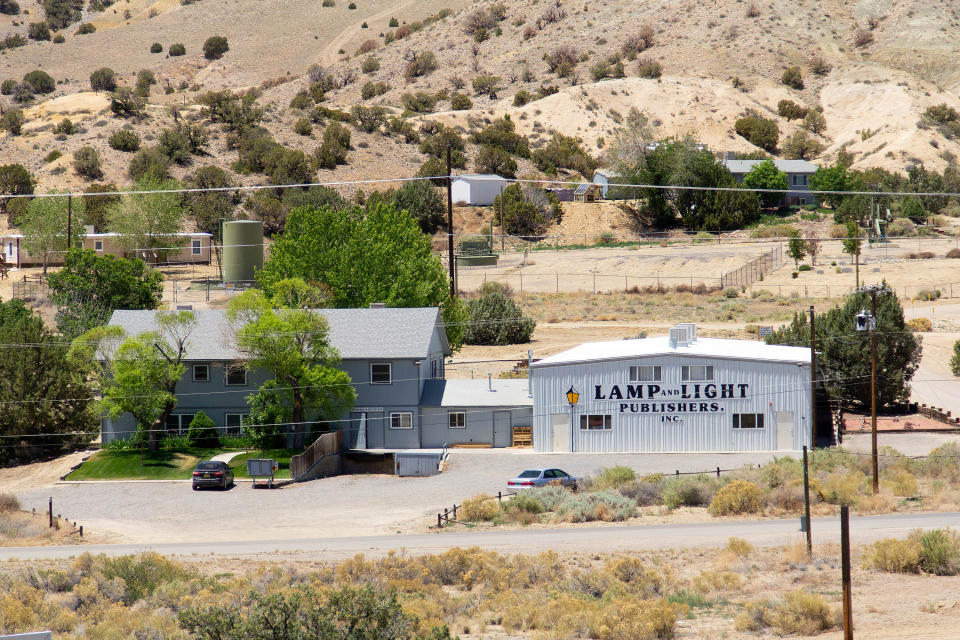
[290,430,343,480]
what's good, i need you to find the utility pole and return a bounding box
[869,289,879,494]
[841,505,853,640]
[809,305,817,449]
[802,446,812,557]
[446,146,455,298]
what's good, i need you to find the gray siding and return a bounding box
[532,355,810,452]
[421,406,533,448]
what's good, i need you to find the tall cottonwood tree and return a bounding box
[82,311,197,450]
[107,176,185,260]
[227,287,355,449]
[19,193,86,273]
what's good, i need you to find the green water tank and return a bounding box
[222,220,263,283]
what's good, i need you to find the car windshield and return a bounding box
[196,462,221,470]
[517,470,541,478]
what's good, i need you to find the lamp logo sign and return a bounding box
[592,382,750,421]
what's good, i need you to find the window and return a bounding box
[579,414,612,430]
[165,414,196,434]
[390,412,413,429]
[448,412,465,429]
[225,365,247,386]
[733,413,765,429]
[431,359,438,379]
[225,413,248,434]
[681,365,714,381]
[371,363,391,384]
[191,239,202,255]
[193,364,209,382]
[629,365,661,382]
[94,240,103,252]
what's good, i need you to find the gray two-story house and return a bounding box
[102,306,533,449]
[722,157,818,206]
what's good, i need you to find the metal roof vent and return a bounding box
[677,323,697,343]
[369,302,386,309]
[669,326,689,348]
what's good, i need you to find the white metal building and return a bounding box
[530,324,812,452]
[451,174,508,206]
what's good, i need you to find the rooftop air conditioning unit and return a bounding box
[669,326,689,348]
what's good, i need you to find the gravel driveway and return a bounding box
[13,449,784,544]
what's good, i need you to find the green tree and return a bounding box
[742,159,788,208]
[465,286,535,345]
[950,340,960,377]
[187,410,220,447]
[22,69,55,93]
[202,35,229,60]
[365,179,446,234]
[227,290,355,449]
[257,202,465,349]
[20,193,86,274]
[735,115,779,152]
[83,183,120,231]
[809,163,849,208]
[46,248,162,339]
[184,165,235,237]
[493,183,562,236]
[782,130,823,161]
[767,289,921,408]
[242,382,288,450]
[842,221,862,285]
[72,145,103,180]
[0,163,35,215]
[107,176,185,259]
[786,229,807,269]
[475,145,517,178]
[781,65,804,89]
[89,66,116,92]
[90,310,197,450]
[0,300,95,464]
[129,147,172,182]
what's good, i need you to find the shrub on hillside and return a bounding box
[202,35,228,60]
[0,0,19,15]
[169,43,186,56]
[781,65,803,89]
[128,146,171,181]
[0,492,20,512]
[472,75,501,98]
[531,132,595,177]
[0,79,14,95]
[621,24,655,58]
[109,128,141,152]
[401,91,437,113]
[475,145,516,178]
[360,80,389,100]
[72,146,103,180]
[361,55,379,74]
[89,67,116,92]
[404,51,437,79]
[314,122,351,169]
[636,58,662,78]
[493,183,562,235]
[777,99,807,121]
[23,69,55,94]
[27,21,51,40]
[76,22,95,34]
[293,118,312,136]
[450,92,472,110]
[150,42,162,53]
[707,480,764,516]
[735,114,779,151]
[110,87,146,118]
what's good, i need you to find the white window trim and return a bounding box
[371,362,392,384]
[579,414,612,431]
[225,365,248,386]
[629,365,662,382]
[681,365,714,382]
[733,413,765,429]
[448,411,466,429]
[191,239,202,256]
[193,364,209,382]
[389,412,413,429]
[94,240,103,252]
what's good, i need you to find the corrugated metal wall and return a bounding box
[532,355,810,452]
[395,452,442,476]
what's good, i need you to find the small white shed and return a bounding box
[451,174,508,206]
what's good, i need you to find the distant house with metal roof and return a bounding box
[451,174,508,206]
[101,306,532,449]
[721,156,818,206]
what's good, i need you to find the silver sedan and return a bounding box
[507,468,578,492]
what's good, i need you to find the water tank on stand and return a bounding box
[222,220,263,283]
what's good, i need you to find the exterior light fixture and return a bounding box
[565,386,579,406]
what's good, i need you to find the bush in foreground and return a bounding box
[707,479,764,516]
[867,529,960,575]
[735,590,838,635]
[460,493,499,521]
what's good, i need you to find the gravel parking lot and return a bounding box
[14,449,785,544]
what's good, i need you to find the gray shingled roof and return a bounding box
[107,307,448,361]
[723,159,818,174]
[420,378,533,407]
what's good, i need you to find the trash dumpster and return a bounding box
[247,458,278,488]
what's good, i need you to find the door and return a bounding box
[366,412,385,449]
[551,413,570,452]
[776,412,794,450]
[493,411,511,448]
[356,413,367,449]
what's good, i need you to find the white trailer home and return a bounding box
[451,174,508,206]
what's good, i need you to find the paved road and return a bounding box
[2,511,958,562]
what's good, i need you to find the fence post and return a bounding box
[497,491,502,505]
[716,466,720,477]
[452,505,457,520]
[438,513,442,528]
[48,497,53,528]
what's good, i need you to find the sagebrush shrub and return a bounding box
[0,492,20,512]
[460,493,500,521]
[555,490,636,522]
[708,479,764,516]
[662,476,717,508]
[169,43,186,56]
[72,146,103,179]
[202,35,229,60]
[150,42,162,53]
[505,492,543,514]
[867,537,923,573]
[109,128,141,152]
[914,528,960,575]
[593,465,636,489]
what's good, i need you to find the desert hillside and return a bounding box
[1,0,960,198]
